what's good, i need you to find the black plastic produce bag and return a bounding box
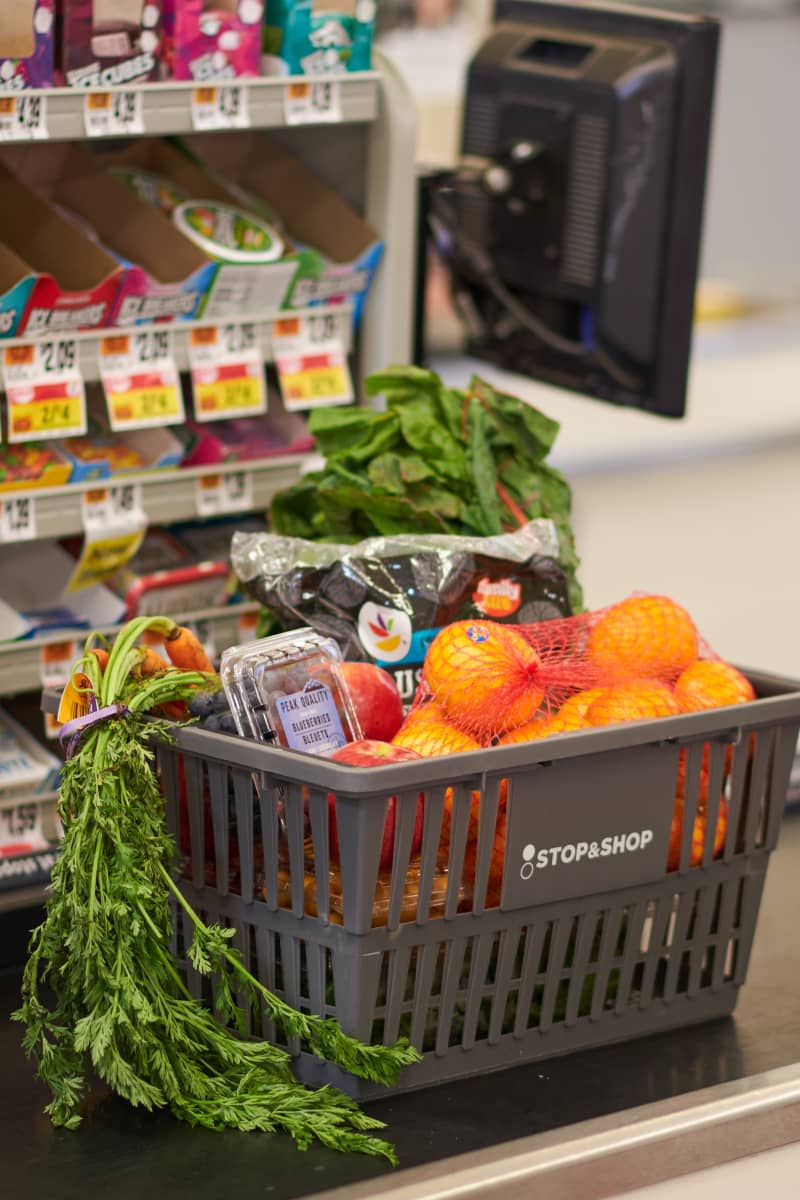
[231,522,571,706]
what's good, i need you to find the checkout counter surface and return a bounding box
[2,804,799,1200]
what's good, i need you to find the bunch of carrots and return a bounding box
[17,615,417,1162]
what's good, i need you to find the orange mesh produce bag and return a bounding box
[400,594,733,744]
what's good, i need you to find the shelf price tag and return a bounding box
[0,92,47,141]
[191,85,249,131]
[68,483,147,594]
[188,324,266,422]
[81,482,144,531]
[2,341,87,443]
[99,330,184,432]
[0,800,48,857]
[195,470,254,518]
[39,640,78,689]
[272,313,353,410]
[83,89,144,138]
[284,79,341,126]
[0,495,37,544]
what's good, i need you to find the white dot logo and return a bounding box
[35,7,53,36]
[520,843,535,881]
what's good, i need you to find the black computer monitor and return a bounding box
[423,0,719,418]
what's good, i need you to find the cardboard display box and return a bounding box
[0,242,39,339]
[57,0,162,87]
[0,167,124,337]
[0,0,55,89]
[1,142,222,325]
[161,0,262,82]
[183,131,383,326]
[95,138,298,321]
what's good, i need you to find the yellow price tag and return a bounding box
[278,361,351,409]
[108,384,182,427]
[100,330,185,432]
[194,375,264,415]
[2,339,87,442]
[8,392,85,438]
[66,528,145,594]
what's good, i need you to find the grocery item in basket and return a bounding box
[674,659,755,712]
[173,200,284,264]
[231,521,571,708]
[220,627,363,753]
[266,864,452,928]
[22,617,416,1158]
[328,740,424,872]
[403,594,744,746]
[269,368,582,611]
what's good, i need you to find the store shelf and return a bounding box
[0,879,51,913]
[0,602,260,698]
[0,453,309,544]
[0,304,353,384]
[5,73,380,144]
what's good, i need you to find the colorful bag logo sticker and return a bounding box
[357,602,413,663]
[472,577,522,618]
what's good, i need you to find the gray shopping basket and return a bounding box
[56,669,800,1099]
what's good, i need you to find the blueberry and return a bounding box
[219,713,238,735]
[188,692,216,718]
[211,689,231,714]
[202,714,223,732]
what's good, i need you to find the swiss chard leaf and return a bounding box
[392,397,468,482]
[307,406,382,458]
[466,397,504,536]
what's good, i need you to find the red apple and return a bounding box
[338,662,405,742]
[328,739,424,871]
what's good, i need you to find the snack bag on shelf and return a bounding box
[161,0,262,81]
[231,521,572,708]
[263,0,374,76]
[0,0,55,89]
[59,0,162,87]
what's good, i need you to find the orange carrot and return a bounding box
[159,700,188,720]
[136,646,170,676]
[164,626,215,674]
[89,648,109,672]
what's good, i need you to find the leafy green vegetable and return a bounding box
[14,618,418,1159]
[273,367,583,609]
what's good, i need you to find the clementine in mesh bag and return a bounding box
[557,687,609,721]
[585,681,682,726]
[496,707,587,744]
[461,802,507,910]
[392,703,483,757]
[439,781,509,910]
[667,792,728,870]
[585,594,699,680]
[675,659,755,712]
[423,620,544,737]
